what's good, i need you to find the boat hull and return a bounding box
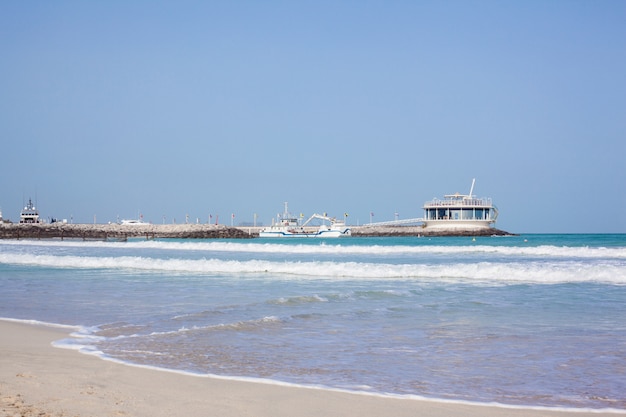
[259,228,351,238]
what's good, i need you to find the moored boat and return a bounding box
[120,219,149,226]
[19,198,41,224]
[120,215,149,226]
[299,213,351,237]
[259,203,351,238]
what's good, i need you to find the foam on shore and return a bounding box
[1,318,624,417]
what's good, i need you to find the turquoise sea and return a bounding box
[1,234,625,411]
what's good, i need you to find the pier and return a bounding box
[0,223,252,240]
[0,223,515,240]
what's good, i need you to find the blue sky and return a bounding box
[1,1,624,233]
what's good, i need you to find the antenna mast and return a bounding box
[469,178,476,197]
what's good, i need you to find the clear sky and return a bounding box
[1,1,624,233]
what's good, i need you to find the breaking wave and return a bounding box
[2,239,625,259]
[1,252,624,284]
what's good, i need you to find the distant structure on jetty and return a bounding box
[354,179,512,237]
[19,198,41,224]
[421,179,498,231]
[1,179,513,239]
[258,202,351,238]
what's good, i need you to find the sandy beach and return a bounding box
[1,320,621,417]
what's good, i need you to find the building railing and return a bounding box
[424,197,493,208]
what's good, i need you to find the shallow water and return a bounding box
[1,234,625,410]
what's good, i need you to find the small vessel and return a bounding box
[19,198,41,224]
[422,179,498,230]
[120,214,148,226]
[120,219,148,226]
[259,203,351,238]
[301,213,352,237]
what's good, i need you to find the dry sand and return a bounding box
[0,320,621,417]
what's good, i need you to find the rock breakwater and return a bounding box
[351,225,515,237]
[0,223,253,240]
[0,223,515,240]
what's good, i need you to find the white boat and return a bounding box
[301,213,351,237]
[259,203,351,238]
[19,198,41,224]
[120,218,148,226]
[421,179,498,230]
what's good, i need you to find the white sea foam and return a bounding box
[4,237,626,411]
[1,252,624,284]
[3,239,626,259]
[49,332,626,415]
[0,317,80,331]
[5,317,624,413]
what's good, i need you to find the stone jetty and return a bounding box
[350,225,515,237]
[0,223,515,240]
[234,225,515,237]
[0,223,252,240]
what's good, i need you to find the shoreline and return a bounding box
[1,319,622,417]
[0,222,516,239]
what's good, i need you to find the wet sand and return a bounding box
[1,320,620,417]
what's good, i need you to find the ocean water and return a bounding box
[1,234,625,411]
